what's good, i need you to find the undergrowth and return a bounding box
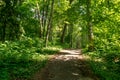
[0,37,61,80]
[84,49,120,80]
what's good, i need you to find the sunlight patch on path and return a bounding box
[55,49,83,61]
[60,49,81,55]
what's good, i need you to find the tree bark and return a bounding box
[2,22,6,42]
[60,23,67,43]
[43,0,50,38]
[36,2,42,38]
[70,25,73,48]
[86,0,94,51]
[45,0,54,47]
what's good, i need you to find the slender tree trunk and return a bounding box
[81,26,88,48]
[0,29,2,41]
[86,0,94,51]
[49,22,53,41]
[45,0,54,47]
[2,22,6,42]
[41,0,45,29]
[60,23,67,43]
[70,25,73,48]
[43,0,50,38]
[36,2,42,38]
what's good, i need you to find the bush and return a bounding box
[0,38,61,80]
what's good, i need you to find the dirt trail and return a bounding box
[31,49,98,80]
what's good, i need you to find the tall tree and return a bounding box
[60,22,67,43]
[36,1,42,38]
[42,0,50,38]
[86,0,94,51]
[45,0,54,47]
[0,0,23,41]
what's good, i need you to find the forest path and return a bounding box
[31,49,98,80]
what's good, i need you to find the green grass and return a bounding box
[0,38,61,80]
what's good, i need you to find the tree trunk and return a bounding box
[60,23,67,43]
[36,2,42,38]
[70,25,73,48]
[43,0,50,38]
[86,0,94,51]
[2,23,6,42]
[45,0,54,47]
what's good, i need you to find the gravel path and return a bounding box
[32,49,99,80]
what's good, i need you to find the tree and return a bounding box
[0,0,23,41]
[45,0,54,47]
[86,0,94,51]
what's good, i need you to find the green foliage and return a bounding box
[83,1,120,79]
[54,0,70,14]
[89,60,120,80]
[85,50,120,80]
[0,0,120,79]
[0,0,24,41]
[0,38,61,80]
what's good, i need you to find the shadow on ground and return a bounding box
[31,50,99,80]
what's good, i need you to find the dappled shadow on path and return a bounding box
[31,50,99,80]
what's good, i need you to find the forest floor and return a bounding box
[31,49,99,80]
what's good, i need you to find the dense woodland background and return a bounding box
[0,0,120,80]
